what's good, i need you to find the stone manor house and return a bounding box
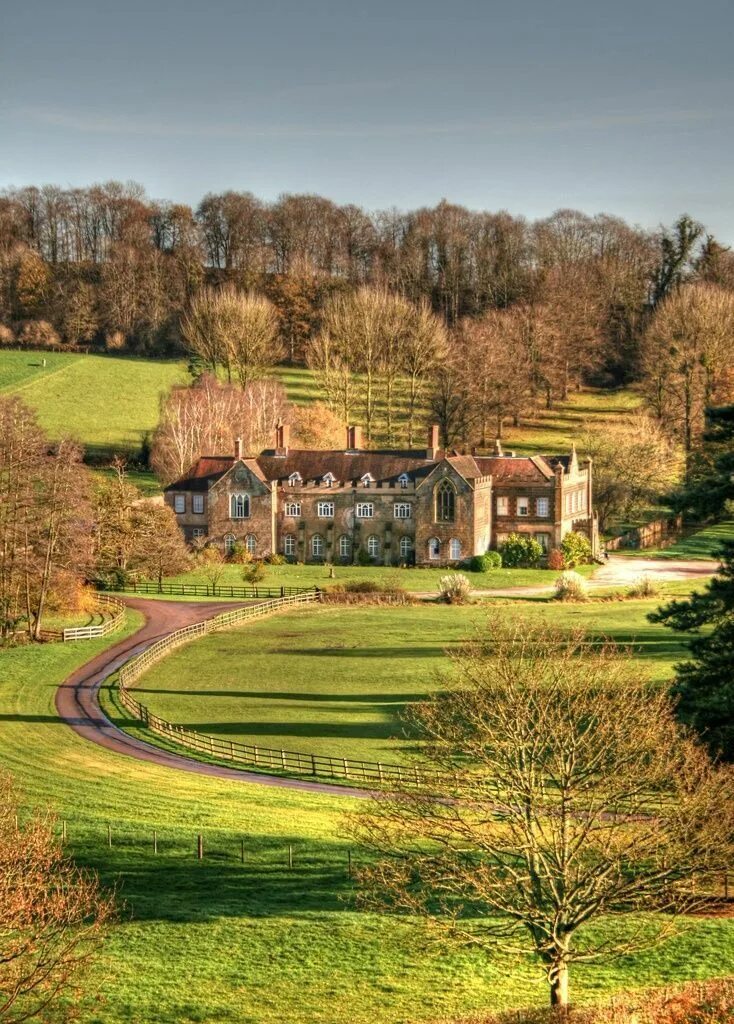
[164,424,597,566]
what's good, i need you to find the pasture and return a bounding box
[1,602,733,1023]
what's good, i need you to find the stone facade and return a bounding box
[164,427,597,566]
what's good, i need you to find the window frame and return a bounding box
[360,473,374,488]
[224,533,236,555]
[366,534,381,559]
[322,472,336,488]
[393,502,412,519]
[435,479,456,523]
[283,535,296,557]
[496,495,509,516]
[288,472,302,486]
[245,534,257,555]
[174,494,186,514]
[536,496,550,518]
[317,500,335,519]
[338,535,352,560]
[311,534,325,559]
[284,501,301,518]
[449,538,462,560]
[517,496,530,517]
[398,473,409,489]
[356,502,374,519]
[191,494,204,515]
[230,492,251,519]
[399,535,413,560]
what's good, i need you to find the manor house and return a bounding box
[164,425,597,566]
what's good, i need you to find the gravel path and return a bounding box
[55,597,374,799]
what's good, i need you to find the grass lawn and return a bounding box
[618,521,734,561]
[166,560,597,595]
[1,605,732,1021]
[131,600,688,767]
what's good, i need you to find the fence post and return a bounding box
[107,823,112,848]
[281,749,286,770]
[348,849,352,877]
[197,834,203,860]
[288,844,293,869]
[240,838,245,864]
[280,585,285,598]
[725,872,729,900]
[62,820,67,842]
[311,753,317,776]
[153,830,158,855]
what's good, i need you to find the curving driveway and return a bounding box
[55,597,373,799]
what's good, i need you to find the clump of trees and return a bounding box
[0,771,113,1021]
[0,398,93,641]
[349,620,734,1009]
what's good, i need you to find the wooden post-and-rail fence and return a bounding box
[115,591,441,788]
[62,594,126,642]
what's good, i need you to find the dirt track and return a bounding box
[54,597,373,799]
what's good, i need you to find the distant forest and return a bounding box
[2,182,733,383]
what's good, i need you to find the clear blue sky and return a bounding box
[2,0,732,239]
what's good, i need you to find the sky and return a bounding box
[1,0,733,239]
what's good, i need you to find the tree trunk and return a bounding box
[549,962,569,1009]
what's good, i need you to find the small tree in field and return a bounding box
[0,772,113,1022]
[349,620,734,1010]
[197,545,226,591]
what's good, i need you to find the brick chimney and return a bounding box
[426,424,440,460]
[234,437,244,460]
[346,425,363,450]
[275,422,290,455]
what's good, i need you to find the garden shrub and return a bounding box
[324,580,410,605]
[470,551,502,572]
[438,573,472,604]
[560,530,593,567]
[265,552,285,565]
[627,573,658,598]
[547,548,565,571]
[356,547,372,566]
[242,561,266,585]
[554,570,588,602]
[227,541,252,564]
[499,533,543,568]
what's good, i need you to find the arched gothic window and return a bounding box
[230,493,250,519]
[435,479,456,523]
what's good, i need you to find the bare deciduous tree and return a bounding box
[349,619,734,1010]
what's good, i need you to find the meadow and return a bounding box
[129,599,689,765]
[2,598,733,1023]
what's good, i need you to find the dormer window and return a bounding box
[398,473,409,489]
[361,473,374,488]
[288,472,302,486]
[322,472,336,488]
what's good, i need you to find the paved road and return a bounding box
[55,597,373,799]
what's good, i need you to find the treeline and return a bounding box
[2,182,734,378]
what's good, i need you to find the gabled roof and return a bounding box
[168,456,235,492]
[256,449,435,485]
[475,455,554,483]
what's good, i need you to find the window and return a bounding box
[192,494,204,514]
[230,493,250,519]
[393,502,412,519]
[517,497,529,517]
[449,538,462,560]
[245,534,257,555]
[322,472,336,487]
[536,497,549,517]
[283,535,296,557]
[174,494,186,514]
[366,535,381,559]
[399,536,413,560]
[428,537,441,560]
[361,473,374,488]
[534,532,551,553]
[288,472,302,486]
[435,479,456,523]
[311,534,325,559]
[338,535,352,560]
[224,533,236,555]
[496,495,509,516]
[578,490,586,511]
[317,501,334,518]
[284,502,301,517]
[192,527,206,540]
[398,473,409,489]
[356,502,374,519]
[565,493,572,515]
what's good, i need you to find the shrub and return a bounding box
[18,319,60,348]
[627,573,659,598]
[242,561,266,585]
[265,552,285,565]
[499,533,543,568]
[438,572,472,604]
[227,541,252,564]
[547,548,565,571]
[470,551,502,572]
[560,530,593,567]
[323,579,410,605]
[0,324,15,346]
[554,570,588,602]
[356,547,372,566]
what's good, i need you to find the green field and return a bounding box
[2,603,733,1022]
[618,521,734,561]
[128,600,689,766]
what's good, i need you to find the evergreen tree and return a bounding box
[650,542,734,760]
[679,403,734,518]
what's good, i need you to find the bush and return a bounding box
[470,551,502,572]
[554,570,588,602]
[265,552,285,565]
[499,533,543,568]
[547,548,565,571]
[627,573,659,598]
[242,561,266,585]
[560,530,593,567]
[356,547,372,566]
[227,541,252,564]
[323,579,411,605]
[438,573,472,604]
[0,324,15,346]
[18,319,60,348]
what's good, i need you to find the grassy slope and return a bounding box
[1,607,732,1022]
[617,521,734,561]
[132,600,689,765]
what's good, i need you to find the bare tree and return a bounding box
[349,619,734,1010]
[0,772,113,1022]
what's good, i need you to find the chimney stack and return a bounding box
[494,437,503,457]
[426,424,440,460]
[346,425,363,450]
[234,437,244,460]
[275,422,290,455]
